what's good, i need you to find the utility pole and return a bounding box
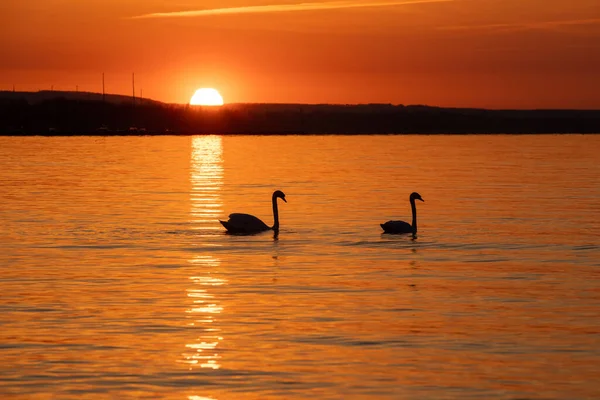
[132,73,135,106]
[102,73,105,102]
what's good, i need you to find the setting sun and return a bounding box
[190,88,224,106]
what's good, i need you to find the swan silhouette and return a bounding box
[220,190,287,234]
[380,192,424,234]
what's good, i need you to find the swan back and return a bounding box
[381,220,413,234]
[220,213,270,234]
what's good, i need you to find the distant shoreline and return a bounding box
[2,90,600,135]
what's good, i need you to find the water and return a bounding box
[1,135,599,399]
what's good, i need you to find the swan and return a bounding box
[219,190,287,234]
[380,192,424,234]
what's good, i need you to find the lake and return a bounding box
[1,134,599,399]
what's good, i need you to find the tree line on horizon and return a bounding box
[1,91,599,135]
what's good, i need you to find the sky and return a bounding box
[2,0,600,108]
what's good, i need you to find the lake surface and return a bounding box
[1,134,599,399]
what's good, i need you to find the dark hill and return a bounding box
[1,91,599,135]
[0,90,159,106]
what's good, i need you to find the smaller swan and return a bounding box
[381,192,424,234]
[220,190,287,234]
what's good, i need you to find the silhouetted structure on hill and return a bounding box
[1,90,599,135]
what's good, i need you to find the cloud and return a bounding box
[439,18,600,33]
[132,0,453,19]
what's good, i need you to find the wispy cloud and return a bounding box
[132,0,453,19]
[439,18,600,33]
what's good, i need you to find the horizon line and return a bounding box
[2,89,600,111]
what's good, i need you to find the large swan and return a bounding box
[380,192,424,234]
[220,190,287,234]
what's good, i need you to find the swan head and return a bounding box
[273,190,287,203]
[410,192,424,202]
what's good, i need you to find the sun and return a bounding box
[190,88,224,106]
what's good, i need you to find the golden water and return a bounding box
[1,135,599,399]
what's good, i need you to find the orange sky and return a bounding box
[2,0,600,108]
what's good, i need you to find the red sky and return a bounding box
[2,0,600,108]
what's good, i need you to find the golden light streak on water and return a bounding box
[181,136,225,374]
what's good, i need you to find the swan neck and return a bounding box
[410,198,417,233]
[272,195,279,230]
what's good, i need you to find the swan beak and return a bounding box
[282,197,287,203]
[418,198,424,202]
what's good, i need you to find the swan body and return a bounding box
[220,190,287,234]
[381,192,424,234]
[380,220,413,233]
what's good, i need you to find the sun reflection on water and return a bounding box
[181,261,227,370]
[181,136,226,373]
[189,135,223,231]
